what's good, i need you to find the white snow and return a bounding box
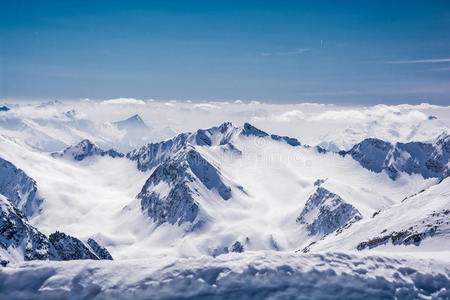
[0,100,449,298]
[0,251,449,299]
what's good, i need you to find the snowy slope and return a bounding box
[0,157,43,216]
[0,251,449,299]
[301,177,450,253]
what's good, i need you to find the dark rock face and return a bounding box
[0,157,43,217]
[87,238,113,260]
[49,232,99,260]
[138,147,235,226]
[240,123,269,137]
[343,134,449,180]
[52,139,124,161]
[0,195,113,262]
[138,160,199,226]
[0,106,10,112]
[270,135,301,147]
[297,187,362,236]
[0,196,53,261]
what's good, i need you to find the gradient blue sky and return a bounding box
[1,0,450,104]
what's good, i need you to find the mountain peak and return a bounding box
[52,139,124,161]
[128,114,144,122]
[241,123,269,137]
[297,187,362,236]
[114,114,148,130]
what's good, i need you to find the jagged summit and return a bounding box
[127,122,300,172]
[51,139,124,161]
[297,187,362,236]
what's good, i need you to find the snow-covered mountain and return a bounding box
[0,194,112,265]
[0,114,448,298]
[0,157,42,217]
[302,176,450,253]
[51,139,124,161]
[296,186,362,236]
[341,132,449,180]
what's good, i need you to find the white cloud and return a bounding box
[2,99,448,154]
[310,110,366,121]
[273,110,306,122]
[102,98,145,105]
[384,58,450,64]
[194,103,221,111]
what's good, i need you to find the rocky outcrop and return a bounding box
[51,139,124,161]
[0,157,42,217]
[357,209,449,250]
[0,195,53,261]
[49,232,104,260]
[87,238,113,260]
[297,187,362,236]
[270,134,301,146]
[138,158,199,226]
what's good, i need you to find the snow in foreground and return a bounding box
[1,251,449,300]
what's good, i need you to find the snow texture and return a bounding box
[0,252,449,300]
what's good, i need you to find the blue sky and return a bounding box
[1,0,450,104]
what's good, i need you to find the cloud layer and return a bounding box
[0,99,448,152]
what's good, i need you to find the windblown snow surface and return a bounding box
[0,100,449,299]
